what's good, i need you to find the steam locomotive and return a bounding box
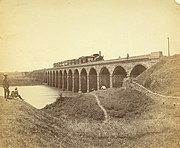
[53,51,104,68]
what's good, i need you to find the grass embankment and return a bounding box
[0,97,83,148]
[136,54,180,96]
[43,94,105,121]
[43,88,154,120]
[43,87,180,147]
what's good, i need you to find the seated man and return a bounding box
[10,88,24,101]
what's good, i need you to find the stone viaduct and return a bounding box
[32,51,162,93]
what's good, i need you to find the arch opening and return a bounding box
[99,67,110,89]
[44,72,47,83]
[68,70,73,91]
[64,70,67,90]
[46,72,49,84]
[89,68,97,91]
[53,71,56,87]
[112,66,127,87]
[56,71,58,88]
[47,72,50,85]
[130,64,147,78]
[74,69,79,93]
[59,71,62,89]
[49,71,52,86]
[81,68,87,93]
[46,72,48,83]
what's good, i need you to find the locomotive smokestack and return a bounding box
[99,51,101,56]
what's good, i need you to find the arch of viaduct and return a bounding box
[35,52,162,93]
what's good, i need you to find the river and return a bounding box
[0,85,60,109]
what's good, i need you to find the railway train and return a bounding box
[53,51,104,68]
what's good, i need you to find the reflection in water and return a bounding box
[0,85,60,109]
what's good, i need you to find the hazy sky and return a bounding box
[0,0,180,72]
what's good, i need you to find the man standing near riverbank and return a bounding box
[3,74,10,100]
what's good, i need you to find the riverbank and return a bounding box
[0,85,60,109]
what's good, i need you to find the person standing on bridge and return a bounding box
[3,73,10,100]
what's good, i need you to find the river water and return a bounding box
[0,85,60,109]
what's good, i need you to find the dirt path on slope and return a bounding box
[89,93,108,121]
